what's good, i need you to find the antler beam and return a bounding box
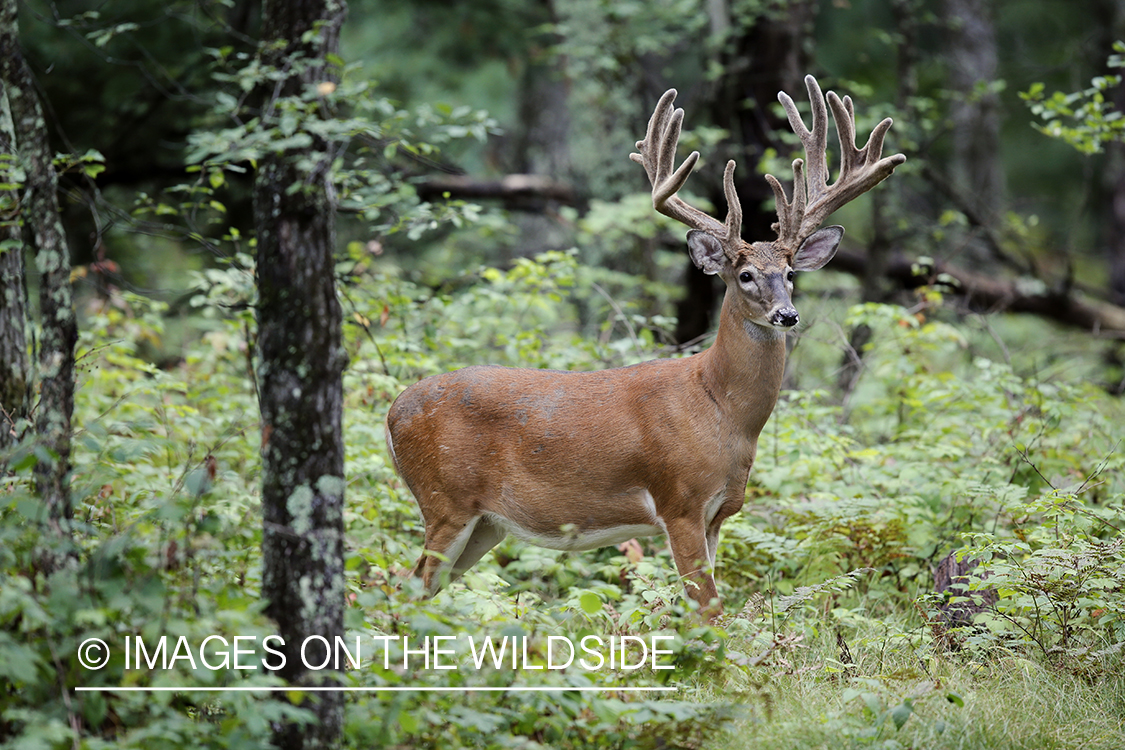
[630,89,743,246]
[767,75,906,248]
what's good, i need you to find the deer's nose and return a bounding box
[771,308,799,328]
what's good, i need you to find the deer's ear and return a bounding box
[793,225,843,271]
[687,230,727,275]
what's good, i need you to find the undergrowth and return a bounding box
[2,251,1123,748]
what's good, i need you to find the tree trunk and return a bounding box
[508,0,572,265]
[1103,0,1125,307]
[416,174,577,212]
[945,0,1003,267]
[511,1,570,182]
[1107,115,1125,307]
[838,0,920,394]
[0,86,30,452]
[254,1,347,748]
[673,0,814,344]
[1,0,77,524]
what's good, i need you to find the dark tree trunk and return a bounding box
[945,0,1003,267]
[673,0,814,344]
[254,0,347,748]
[1,0,77,524]
[511,1,570,182]
[508,0,572,265]
[838,0,920,394]
[1108,115,1125,308]
[1104,0,1125,307]
[0,87,31,452]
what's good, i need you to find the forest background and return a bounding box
[2,0,1125,748]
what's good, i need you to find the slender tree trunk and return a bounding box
[512,0,570,182]
[838,0,919,395]
[1104,0,1125,307]
[0,0,77,524]
[0,87,31,451]
[945,0,1003,267]
[509,0,571,265]
[254,0,347,748]
[1109,111,1125,307]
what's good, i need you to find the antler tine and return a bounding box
[722,160,742,243]
[798,91,905,238]
[764,157,806,241]
[779,75,830,200]
[770,74,906,247]
[631,89,730,239]
[631,89,677,184]
[654,107,695,204]
[828,93,858,180]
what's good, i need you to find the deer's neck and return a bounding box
[697,293,788,440]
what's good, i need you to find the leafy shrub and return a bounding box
[5,248,1125,748]
[2,251,733,749]
[956,486,1125,675]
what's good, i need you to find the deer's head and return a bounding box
[631,76,906,332]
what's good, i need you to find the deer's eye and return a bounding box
[739,271,753,284]
[787,270,795,282]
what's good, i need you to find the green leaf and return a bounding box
[398,709,419,733]
[579,591,602,615]
[9,452,38,472]
[890,700,913,730]
[81,691,107,727]
[0,635,44,684]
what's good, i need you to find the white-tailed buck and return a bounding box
[386,75,904,617]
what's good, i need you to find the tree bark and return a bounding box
[839,0,920,393]
[1103,0,1125,307]
[508,0,572,265]
[511,1,570,182]
[254,0,347,748]
[1109,129,1125,307]
[0,86,30,452]
[1,0,77,523]
[945,0,1004,267]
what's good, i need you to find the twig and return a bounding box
[591,281,643,358]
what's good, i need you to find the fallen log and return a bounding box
[831,249,1125,338]
[415,174,578,210]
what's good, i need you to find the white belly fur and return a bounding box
[486,513,663,551]
[485,488,665,552]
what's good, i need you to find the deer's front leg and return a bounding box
[705,491,745,568]
[663,516,721,620]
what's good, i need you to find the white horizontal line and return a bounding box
[75,686,677,693]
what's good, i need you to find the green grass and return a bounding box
[701,622,1125,750]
